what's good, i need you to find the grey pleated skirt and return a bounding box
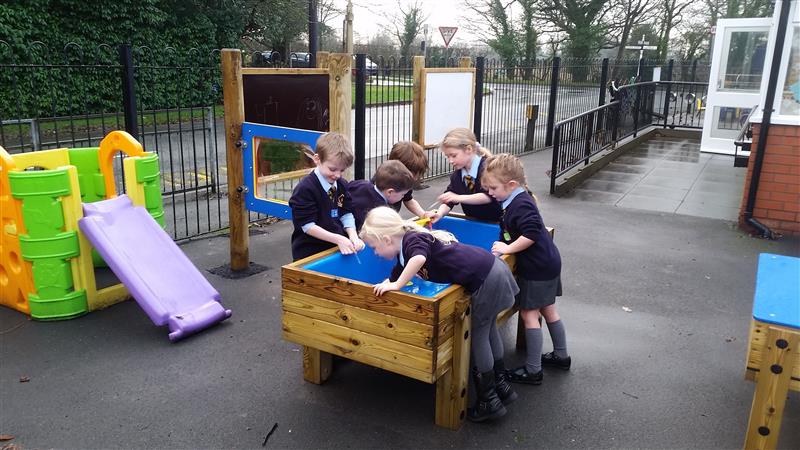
[515,276,561,310]
[470,258,519,326]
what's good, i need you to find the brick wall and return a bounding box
[739,123,800,236]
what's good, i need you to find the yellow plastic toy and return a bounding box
[0,131,164,320]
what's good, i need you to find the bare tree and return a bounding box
[609,0,657,61]
[655,0,692,59]
[462,0,518,66]
[383,0,427,64]
[534,0,610,59]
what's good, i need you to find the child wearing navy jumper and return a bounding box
[347,160,415,231]
[288,132,365,261]
[482,153,570,385]
[431,128,502,224]
[387,140,431,218]
[360,206,519,423]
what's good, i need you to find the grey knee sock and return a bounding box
[525,328,543,373]
[546,320,568,358]
[489,322,503,360]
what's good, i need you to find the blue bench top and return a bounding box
[752,253,800,329]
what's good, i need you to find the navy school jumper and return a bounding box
[289,173,353,261]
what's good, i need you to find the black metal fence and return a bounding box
[549,80,710,194]
[1,42,709,240]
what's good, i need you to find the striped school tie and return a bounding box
[464,175,475,193]
[328,186,336,202]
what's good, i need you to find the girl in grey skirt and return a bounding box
[360,206,519,423]
[483,154,570,385]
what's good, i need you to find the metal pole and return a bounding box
[473,56,485,142]
[119,44,139,140]
[545,57,560,147]
[354,54,366,180]
[308,0,318,68]
[742,0,792,240]
[550,126,561,194]
[598,58,609,107]
[662,60,674,128]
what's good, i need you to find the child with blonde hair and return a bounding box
[431,128,502,223]
[360,206,519,422]
[482,153,569,386]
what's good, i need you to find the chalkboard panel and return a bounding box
[243,74,330,131]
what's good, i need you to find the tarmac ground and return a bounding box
[1,141,799,449]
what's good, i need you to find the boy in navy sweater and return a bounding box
[288,132,365,261]
[347,160,415,230]
[387,140,431,218]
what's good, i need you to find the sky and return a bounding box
[333,0,483,45]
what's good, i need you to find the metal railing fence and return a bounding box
[550,80,710,194]
[2,41,710,240]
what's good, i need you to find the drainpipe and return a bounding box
[743,0,791,239]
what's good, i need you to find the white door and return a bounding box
[701,18,773,154]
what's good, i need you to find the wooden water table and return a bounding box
[281,215,527,430]
[744,253,800,449]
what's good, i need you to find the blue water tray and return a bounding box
[301,216,501,298]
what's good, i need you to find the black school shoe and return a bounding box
[506,366,543,385]
[541,352,571,370]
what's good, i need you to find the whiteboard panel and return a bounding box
[422,71,474,146]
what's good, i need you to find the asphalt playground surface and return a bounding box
[2,145,799,449]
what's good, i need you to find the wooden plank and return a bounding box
[744,325,799,449]
[282,268,438,325]
[221,49,248,270]
[283,290,436,348]
[241,67,329,75]
[316,51,330,69]
[282,311,435,381]
[302,346,332,384]
[257,167,312,184]
[435,294,471,430]
[745,320,800,390]
[435,336,454,379]
[423,67,477,74]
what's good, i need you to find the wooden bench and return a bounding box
[743,253,799,449]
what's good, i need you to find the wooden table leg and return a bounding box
[303,346,332,384]
[435,296,471,430]
[744,325,799,450]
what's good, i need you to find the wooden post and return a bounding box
[524,104,539,152]
[435,295,471,430]
[412,55,425,145]
[303,345,333,384]
[221,49,249,271]
[744,325,798,449]
[458,57,471,69]
[316,51,330,69]
[344,0,354,53]
[324,52,352,179]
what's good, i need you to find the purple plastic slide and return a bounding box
[79,195,231,341]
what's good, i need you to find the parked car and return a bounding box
[290,52,311,68]
[351,56,379,78]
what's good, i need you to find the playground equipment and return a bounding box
[0,131,230,340]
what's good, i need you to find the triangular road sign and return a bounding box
[439,26,458,48]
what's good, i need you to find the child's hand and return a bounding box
[491,241,510,256]
[351,236,365,252]
[437,192,459,205]
[421,210,436,219]
[373,279,399,296]
[337,236,357,255]
[429,211,442,224]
